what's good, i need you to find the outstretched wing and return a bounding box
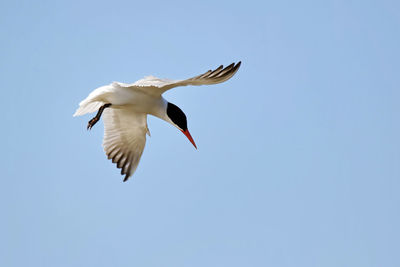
[102,107,148,182]
[114,61,241,96]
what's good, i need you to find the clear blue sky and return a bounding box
[1,0,399,266]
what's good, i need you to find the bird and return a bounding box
[74,62,241,182]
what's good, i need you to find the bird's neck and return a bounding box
[150,97,171,123]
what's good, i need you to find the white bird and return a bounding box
[74,62,241,181]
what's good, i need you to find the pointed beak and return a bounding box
[181,129,197,149]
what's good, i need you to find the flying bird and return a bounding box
[74,62,241,181]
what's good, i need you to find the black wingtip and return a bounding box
[122,171,131,182]
[233,61,241,72]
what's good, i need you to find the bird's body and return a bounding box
[74,62,241,181]
[74,82,165,118]
[80,83,167,118]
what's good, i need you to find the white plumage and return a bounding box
[74,62,241,181]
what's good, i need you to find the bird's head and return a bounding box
[166,102,197,149]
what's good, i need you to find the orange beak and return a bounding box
[181,129,197,149]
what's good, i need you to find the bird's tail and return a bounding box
[73,101,105,117]
[73,85,113,117]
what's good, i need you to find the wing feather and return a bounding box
[113,61,241,96]
[160,61,241,91]
[102,107,148,181]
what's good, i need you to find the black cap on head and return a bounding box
[166,102,187,131]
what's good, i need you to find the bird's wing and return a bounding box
[114,61,241,96]
[102,106,148,182]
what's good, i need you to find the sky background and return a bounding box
[1,0,399,266]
